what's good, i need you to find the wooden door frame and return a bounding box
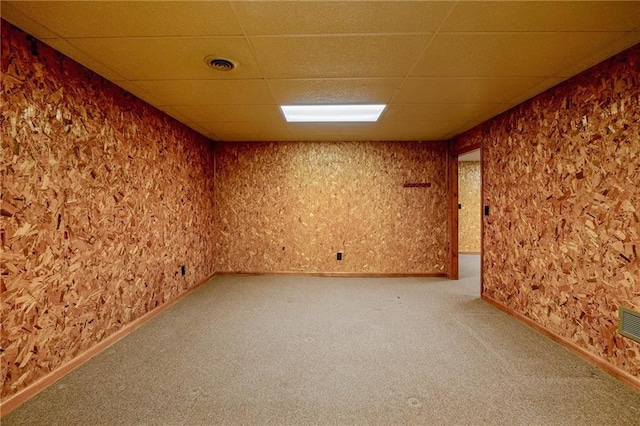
[446,146,459,279]
[448,141,482,282]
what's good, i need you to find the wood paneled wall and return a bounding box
[214,141,448,274]
[454,45,640,379]
[458,162,481,253]
[1,22,216,400]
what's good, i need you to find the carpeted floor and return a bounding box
[4,255,640,425]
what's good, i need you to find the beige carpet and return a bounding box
[4,255,640,425]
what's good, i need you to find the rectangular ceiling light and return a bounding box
[281,104,386,123]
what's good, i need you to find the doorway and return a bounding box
[457,149,481,291]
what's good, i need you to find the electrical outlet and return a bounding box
[337,252,342,261]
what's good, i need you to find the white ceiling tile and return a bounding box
[553,32,640,78]
[216,134,283,142]
[250,35,432,78]
[134,80,275,106]
[42,39,126,81]
[112,80,163,106]
[459,101,533,133]
[201,121,291,142]
[504,77,568,107]
[394,77,547,104]
[442,1,640,32]
[5,1,242,37]
[447,120,491,138]
[175,105,283,123]
[196,120,289,135]
[368,121,458,141]
[269,78,402,105]
[4,1,639,143]
[287,122,378,135]
[183,122,213,138]
[283,134,372,142]
[411,32,627,77]
[67,37,261,80]
[232,1,454,35]
[156,106,193,124]
[285,121,457,142]
[383,104,505,124]
[2,1,60,39]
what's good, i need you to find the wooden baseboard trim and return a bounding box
[482,294,640,392]
[0,272,216,417]
[214,271,447,278]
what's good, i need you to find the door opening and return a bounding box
[457,149,481,295]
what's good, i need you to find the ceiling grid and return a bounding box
[2,1,639,142]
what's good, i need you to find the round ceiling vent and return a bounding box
[204,55,236,72]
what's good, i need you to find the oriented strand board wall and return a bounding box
[454,45,640,379]
[452,135,480,155]
[458,161,481,253]
[215,141,448,274]
[1,22,216,399]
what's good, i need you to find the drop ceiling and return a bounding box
[2,1,640,142]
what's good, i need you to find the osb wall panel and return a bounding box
[458,162,481,253]
[215,141,448,274]
[452,133,481,156]
[454,45,640,378]
[1,22,216,399]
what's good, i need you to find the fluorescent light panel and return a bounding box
[281,104,386,122]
